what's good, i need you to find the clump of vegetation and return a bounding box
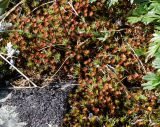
[0,0,159,126]
[128,0,160,90]
[3,0,152,82]
[63,76,159,126]
[64,75,131,126]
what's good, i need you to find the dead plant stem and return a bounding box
[0,53,37,87]
[0,0,25,23]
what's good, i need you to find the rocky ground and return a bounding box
[0,83,75,127]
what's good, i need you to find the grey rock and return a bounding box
[0,105,27,127]
[0,90,12,103]
[0,84,75,127]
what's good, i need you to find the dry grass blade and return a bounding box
[42,56,70,88]
[0,53,37,87]
[0,0,25,23]
[126,42,146,74]
[32,0,56,12]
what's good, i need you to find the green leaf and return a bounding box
[54,53,61,63]
[108,0,119,7]
[0,60,3,65]
[146,32,160,61]
[0,47,6,53]
[127,16,142,24]
[134,48,145,56]
[142,72,160,90]
[142,16,157,24]
[149,2,160,14]
[139,95,147,100]
[146,41,160,61]
[133,0,149,4]
[0,0,10,15]
[151,32,160,42]
[143,72,157,81]
[132,4,148,16]
[97,28,110,42]
[89,0,97,3]
[142,82,156,90]
[155,25,160,30]
[152,57,160,69]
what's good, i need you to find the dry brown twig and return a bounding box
[68,0,79,16]
[51,56,70,78]
[105,64,129,96]
[76,39,89,48]
[42,56,70,88]
[126,42,147,74]
[0,0,25,23]
[0,53,37,87]
[12,80,36,89]
[32,0,56,12]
